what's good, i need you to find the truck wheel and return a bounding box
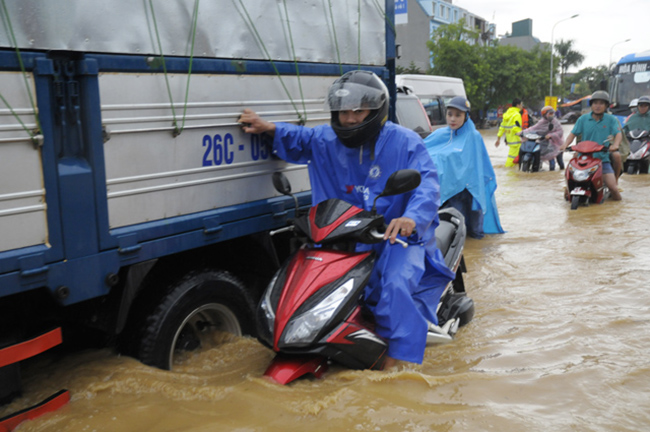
[627,164,635,175]
[137,270,255,370]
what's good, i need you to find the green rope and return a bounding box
[236,0,304,125]
[178,0,200,134]
[148,0,180,135]
[0,92,33,135]
[372,0,396,36]
[281,0,307,122]
[0,0,42,143]
[327,0,343,75]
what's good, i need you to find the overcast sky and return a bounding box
[455,0,649,71]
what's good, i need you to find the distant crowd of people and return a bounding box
[492,91,650,202]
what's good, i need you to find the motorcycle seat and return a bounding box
[435,220,454,257]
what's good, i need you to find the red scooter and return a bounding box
[564,140,610,210]
[257,170,473,384]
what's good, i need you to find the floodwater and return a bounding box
[3,125,650,432]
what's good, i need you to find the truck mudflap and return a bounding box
[0,390,70,432]
[0,328,69,431]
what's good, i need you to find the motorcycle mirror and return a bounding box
[272,172,300,215]
[272,172,292,195]
[371,169,421,214]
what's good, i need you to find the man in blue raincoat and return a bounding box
[238,70,455,367]
[424,96,504,238]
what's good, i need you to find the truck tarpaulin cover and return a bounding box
[0,0,386,65]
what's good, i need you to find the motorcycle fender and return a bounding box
[264,354,329,385]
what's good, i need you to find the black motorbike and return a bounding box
[519,124,555,172]
[623,129,650,174]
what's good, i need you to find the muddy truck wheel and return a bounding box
[136,270,255,370]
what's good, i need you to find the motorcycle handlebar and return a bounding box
[369,228,408,248]
[269,226,294,236]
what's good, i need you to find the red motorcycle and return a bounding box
[564,140,610,210]
[258,170,473,384]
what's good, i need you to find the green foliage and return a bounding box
[428,36,551,112]
[431,18,479,42]
[565,65,609,96]
[425,22,597,118]
[396,61,423,75]
[554,39,585,85]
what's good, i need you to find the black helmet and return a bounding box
[589,90,610,106]
[327,70,389,148]
[447,96,471,113]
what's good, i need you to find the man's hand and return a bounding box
[238,108,276,136]
[494,138,501,148]
[384,217,416,244]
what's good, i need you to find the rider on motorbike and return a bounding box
[424,96,505,239]
[623,95,650,135]
[519,105,564,170]
[561,90,622,200]
[238,70,455,368]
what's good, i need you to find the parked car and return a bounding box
[395,85,433,139]
[396,74,467,130]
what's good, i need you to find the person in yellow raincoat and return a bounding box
[494,98,523,167]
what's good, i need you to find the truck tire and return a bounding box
[137,270,255,370]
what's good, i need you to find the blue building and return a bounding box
[396,0,494,72]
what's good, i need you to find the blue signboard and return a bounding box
[395,0,407,24]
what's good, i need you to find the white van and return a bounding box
[396,75,467,130]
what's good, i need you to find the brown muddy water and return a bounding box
[3,126,650,432]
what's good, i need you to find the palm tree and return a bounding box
[554,39,585,96]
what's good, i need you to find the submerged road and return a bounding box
[3,125,650,432]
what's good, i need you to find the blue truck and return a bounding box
[0,0,396,425]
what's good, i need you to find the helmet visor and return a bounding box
[326,82,386,111]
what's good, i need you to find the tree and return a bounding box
[554,39,585,92]
[396,61,423,75]
[424,22,593,121]
[566,65,609,96]
[430,18,480,43]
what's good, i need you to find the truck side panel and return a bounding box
[0,72,47,252]
[99,72,321,229]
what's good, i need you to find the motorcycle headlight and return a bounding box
[570,165,597,182]
[256,269,282,345]
[281,278,355,346]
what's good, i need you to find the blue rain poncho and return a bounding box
[424,118,505,237]
[271,121,455,364]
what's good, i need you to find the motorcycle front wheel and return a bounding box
[570,195,581,210]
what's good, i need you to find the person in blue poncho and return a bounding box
[424,96,504,239]
[238,70,455,368]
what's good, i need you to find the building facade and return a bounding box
[395,0,493,72]
[498,19,546,51]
